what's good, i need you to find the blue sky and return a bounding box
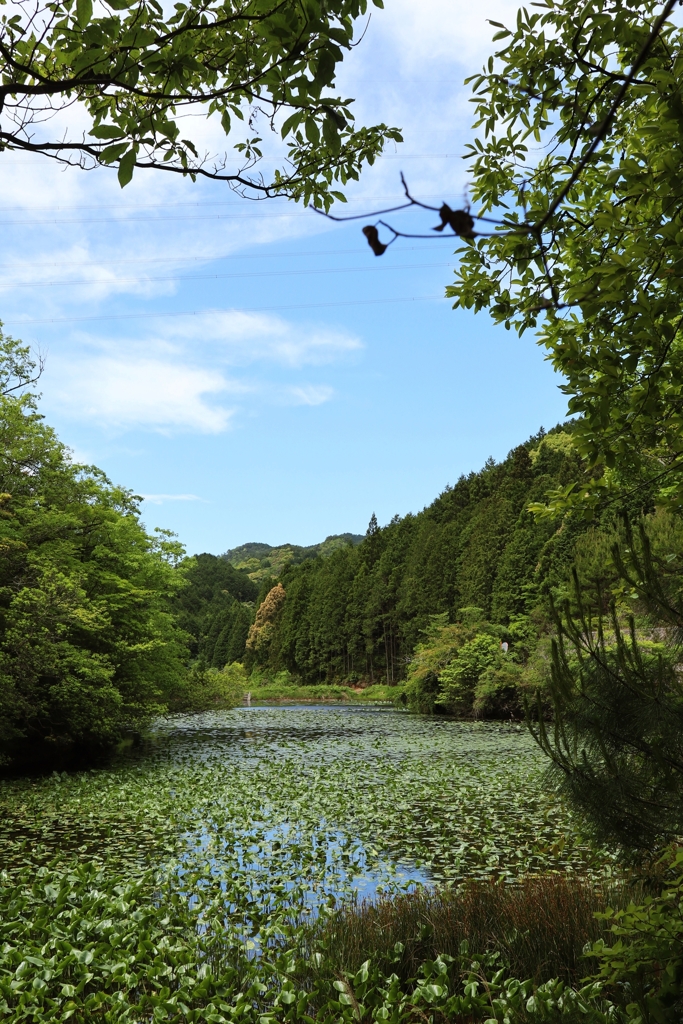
[1,0,568,555]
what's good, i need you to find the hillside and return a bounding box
[223,533,364,581]
[245,427,587,686]
[187,425,582,673]
[182,422,656,702]
[240,422,654,706]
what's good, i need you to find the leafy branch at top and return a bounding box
[318,1,683,517]
[0,0,401,206]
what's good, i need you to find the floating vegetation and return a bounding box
[0,707,619,1021]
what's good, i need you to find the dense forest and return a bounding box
[0,333,193,767]
[246,431,587,684]
[0,316,664,771]
[179,424,660,720]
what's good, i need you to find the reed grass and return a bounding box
[317,875,644,986]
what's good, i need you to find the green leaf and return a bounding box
[305,118,320,147]
[280,111,303,139]
[322,116,341,155]
[117,148,136,187]
[76,0,93,28]
[99,142,128,164]
[89,125,125,140]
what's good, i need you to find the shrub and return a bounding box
[436,631,501,713]
[587,848,683,1022]
[166,661,245,712]
[474,660,528,719]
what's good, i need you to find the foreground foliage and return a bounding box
[0,0,399,202]
[448,0,683,514]
[533,513,683,851]
[0,865,649,1024]
[3,860,681,1023]
[319,874,639,987]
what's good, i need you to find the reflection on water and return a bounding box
[0,703,607,977]
[154,706,434,910]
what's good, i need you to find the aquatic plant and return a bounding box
[0,708,621,1021]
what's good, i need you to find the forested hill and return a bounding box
[174,554,259,664]
[176,535,365,663]
[182,424,613,681]
[223,534,364,581]
[248,427,590,685]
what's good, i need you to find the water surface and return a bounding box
[0,706,607,919]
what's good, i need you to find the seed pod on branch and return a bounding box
[362,225,388,256]
[433,203,475,237]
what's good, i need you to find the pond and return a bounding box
[0,706,618,1021]
[0,704,609,896]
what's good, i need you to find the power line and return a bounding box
[5,260,453,290]
[0,242,447,270]
[0,191,460,226]
[2,211,317,226]
[5,294,444,326]
[0,193,456,215]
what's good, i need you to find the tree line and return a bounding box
[230,427,668,721]
[2,323,626,769]
[0,334,193,768]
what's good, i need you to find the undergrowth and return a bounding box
[3,709,673,1022]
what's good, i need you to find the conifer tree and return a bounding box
[533,518,683,850]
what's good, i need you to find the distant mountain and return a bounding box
[222,534,364,581]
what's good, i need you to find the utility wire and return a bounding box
[0,193,456,214]
[5,295,443,327]
[4,260,453,290]
[3,211,321,226]
[0,193,460,226]
[0,242,446,270]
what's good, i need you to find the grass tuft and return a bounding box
[318,875,644,986]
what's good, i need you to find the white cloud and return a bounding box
[51,355,236,434]
[287,385,334,406]
[140,493,205,504]
[162,311,362,367]
[0,244,179,303]
[42,319,343,432]
[368,0,522,70]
